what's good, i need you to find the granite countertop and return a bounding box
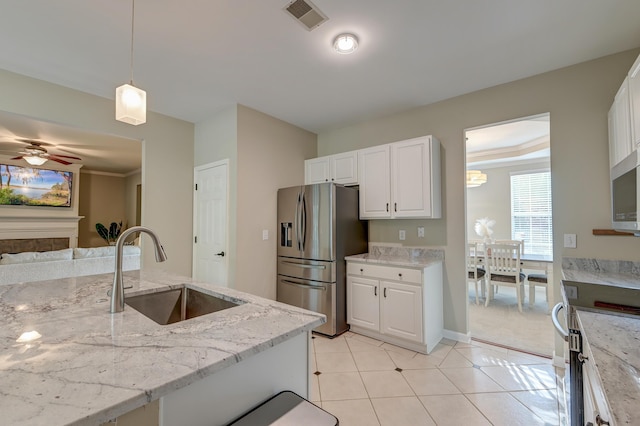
[0,270,325,426]
[345,244,444,269]
[562,257,640,290]
[577,310,640,425]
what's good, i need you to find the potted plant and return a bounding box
[96,221,124,245]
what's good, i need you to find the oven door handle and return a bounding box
[551,302,569,341]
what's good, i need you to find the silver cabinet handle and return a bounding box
[551,303,568,341]
[281,261,326,269]
[281,279,326,291]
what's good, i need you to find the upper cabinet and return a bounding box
[359,135,441,219]
[609,53,640,168]
[629,54,640,147]
[609,77,633,167]
[304,150,358,185]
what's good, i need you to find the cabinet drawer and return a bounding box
[347,262,421,284]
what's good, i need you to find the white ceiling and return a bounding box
[466,114,550,169]
[0,1,638,172]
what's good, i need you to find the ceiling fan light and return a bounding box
[333,33,358,54]
[116,83,146,125]
[24,155,48,166]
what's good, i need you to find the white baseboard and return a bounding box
[442,329,471,344]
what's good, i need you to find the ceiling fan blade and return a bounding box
[49,157,72,166]
[10,156,24,160]
[50,154,82,160]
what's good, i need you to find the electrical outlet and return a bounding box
[262,229,269,240]
[564,285,578,299]
[418,227,425,238]
[399,230,406,241]
[563,233,577,248]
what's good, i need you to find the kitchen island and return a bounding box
[562,257,640,425]
[0,270,325,425]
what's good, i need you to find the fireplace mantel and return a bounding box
[0,216,83,247]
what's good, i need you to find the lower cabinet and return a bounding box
[346,260,443,354]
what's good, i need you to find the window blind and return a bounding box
[510,171,553,256]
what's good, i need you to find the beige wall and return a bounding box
[125,171,142,230]
[466,161,550,241]
[236,105,316,299]
[317,48,640,339]
[194,105,239,286]
[0,68,195,275]
[194,104,316,298]
[78,171,126,247]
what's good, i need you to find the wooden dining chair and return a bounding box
[527,272,549,307]
[485,243,526,312]
[467,242,486,305]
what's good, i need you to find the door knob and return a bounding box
[215,251,225,257]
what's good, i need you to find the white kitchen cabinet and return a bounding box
[629,53,640,147]
[347,275,380,330]
[346,260,443,354]
[608,77,633,167]
[581,330,613,426]
[304,150,358,185]
[358,135,441,219]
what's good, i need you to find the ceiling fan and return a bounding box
[5,139,82,166]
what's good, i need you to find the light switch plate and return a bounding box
[399,230,406,241]
[563,233,577,248]
[564,285,578,299]
[262,229,269,240]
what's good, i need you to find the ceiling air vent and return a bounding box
[284,0,328,31]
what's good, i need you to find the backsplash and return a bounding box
[368,243,445,260]
[562,257,640,277]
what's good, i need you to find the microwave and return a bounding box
[611,150,640,234]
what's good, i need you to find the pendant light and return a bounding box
[116,0,146,125]
[466,170,488,188]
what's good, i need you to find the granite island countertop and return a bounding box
[577,310,640,425]
[0,270,325,426]
[562,257,640,424]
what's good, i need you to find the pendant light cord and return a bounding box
[129,0,135,85]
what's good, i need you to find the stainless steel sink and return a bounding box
[125,285,242,325]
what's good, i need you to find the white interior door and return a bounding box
[193,160,228,286]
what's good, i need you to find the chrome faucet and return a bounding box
[110,226,167,313]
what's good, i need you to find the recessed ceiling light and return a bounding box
[333,33,358,54]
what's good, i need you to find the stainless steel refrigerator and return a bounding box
[277,183,368,336]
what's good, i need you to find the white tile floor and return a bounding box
[310,332,568,426]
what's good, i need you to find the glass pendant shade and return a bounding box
[116,83,146,125]
[24,155,48,166]
[466,170,488,188]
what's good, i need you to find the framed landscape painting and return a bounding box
[0,164,73,207]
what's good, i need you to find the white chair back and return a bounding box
[486,243,521,277]
[494,239,524,255]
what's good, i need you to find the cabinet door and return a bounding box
[380,281,423,343]
[358,145,391,218]
[609,78,633,167]
[347,276,379,331]
[629,54,640,146]
[332,151,358,185]
[305,157,330,184]
[391,138,432,218]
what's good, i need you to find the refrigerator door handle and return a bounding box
[300,192,307,251]
[280,260,327,270]
[281,279,327,291]
[295,192,302,251]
